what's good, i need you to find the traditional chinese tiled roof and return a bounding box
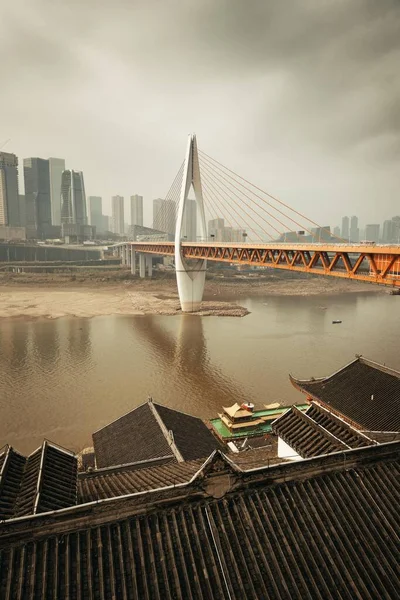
[155,403,222,461]
[93,399,221,468]
[0,442,77,520]
[78,459,204,503]
[290,356,400,432]
[272,403,375,458]
[78,444,284,503]
[0,447,26,520]
[0,442,398,599]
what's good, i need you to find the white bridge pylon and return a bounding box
[175,134,207,312]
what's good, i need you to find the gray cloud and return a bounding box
[0,0,398,226]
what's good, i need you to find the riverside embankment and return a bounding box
[0,269,384,320]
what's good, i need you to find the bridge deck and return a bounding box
[119,242,400,288]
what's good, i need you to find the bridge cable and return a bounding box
[199,150,329,235]
[202,177,262,242]
[199,154,285,239]
[199,149,343,242]
[201,160,267,238]
[199,151,307,240]
[201,167,267,241]
[154,161,184,234]
[200,159,277,240]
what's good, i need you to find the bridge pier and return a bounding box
[146,255,152,277]
[130,248,136,275]
[139,254,153,278]
[139,254,146,278]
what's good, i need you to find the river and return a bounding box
[1,291,399,454]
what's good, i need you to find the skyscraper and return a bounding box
[208,218,244,241]
[350,216,359,243]
[48,158,65,226]
[112,195,125,235]
[18,195,26,227]
[130,195,143,226]
[0,152,20,226]
[24,158,51,237]
[153,198,175,235]
[382,220,396,243]
[382,217,400,243]
[181,198,197,241]
[88,196,103,232]
[365,224,380,242]
[341,216,349,240]
[61,170,87,225]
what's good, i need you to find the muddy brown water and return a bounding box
[1,292,399,454]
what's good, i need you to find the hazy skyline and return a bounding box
[1,0,399,227]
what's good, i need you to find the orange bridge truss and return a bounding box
[129,242,400,288]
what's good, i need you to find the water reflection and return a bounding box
[66,319,92,364]
[32,320,60,367]
[131,315,249,410]
[1,292,400,455]
[0,321,30,379]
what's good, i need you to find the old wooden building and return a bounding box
[0,442,399,599]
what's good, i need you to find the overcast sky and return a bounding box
[0,0,399,228]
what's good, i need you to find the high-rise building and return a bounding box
[341,216,349,240]
[382,220,395,243]
[61,170,87,226]
[48,158,65,226]
[181,198,197,241]
[392,217,400,243]
[102,215,112,233]
[24,158,51,237]
[130,194,143,227]
[88,196,103,233]
[382,217,400,243]
[350,216,359,243]
[311,226,332,242]
[153,198,175,235]
[333,226,341,238]
[112,195,125,235]
[0,152,20,226]
[18,194,26,227]
[365,224,380,243]
[208,217,245,242]
[208,218,225,241]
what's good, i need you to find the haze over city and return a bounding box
[1,0,399,226]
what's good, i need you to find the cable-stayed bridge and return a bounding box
[115,134,400,311]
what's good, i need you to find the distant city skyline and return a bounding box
[1,2,399,231]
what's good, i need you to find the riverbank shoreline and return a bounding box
[0,272,385,320]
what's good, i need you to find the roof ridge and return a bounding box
[359,357,400,379]
[153,401,204,421]
[3,442,399,528]
[292,406,351,450]
[290,357,360,386]
[149,401,185,463]
[78,455,175,479]
[311,402,376,444]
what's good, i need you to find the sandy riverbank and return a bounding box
[0,271,384,320]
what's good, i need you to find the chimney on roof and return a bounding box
[148,396,153,404]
